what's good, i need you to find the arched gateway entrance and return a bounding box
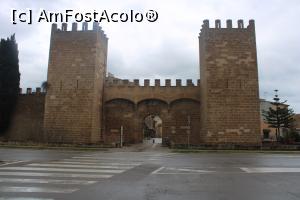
[103,98,200,146]
[143,114,163,144]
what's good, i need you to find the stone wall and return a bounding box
[199,19,261,145]
[103,83,201,145]
[167,99,201,145]
[3,80,202,145]
[4,89,45,142]
[104,79,200,104]
[43,22,108,144]
[103,99,136,144]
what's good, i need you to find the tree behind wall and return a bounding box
[263,90,295,142]
[0,34,20,135]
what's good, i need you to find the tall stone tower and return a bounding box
[44,22,108,144]
[199,19,261,145]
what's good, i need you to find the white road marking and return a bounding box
[0,186,77,193]
[0,172,112,179]
[0,178,96,185]
[151,167,164,174]
[154,172,209,174]
[241,167,300,173]
[161,153,178,156]
[62,158,142,164]
[0,167,125,173]
[152,167,215,174]
[0,161,25,167]
[0,198,53,200]
[50,161,141,166]
[264,155,300,158]
[166,167,214,173]
[70,157,141,161]
[28,163,133,169]
[146,153,177,157]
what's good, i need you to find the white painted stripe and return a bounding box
[0,178,96,185]
[151,167,164,174]
[0,198,53,200]
[146,153,177,157]
[71,156,118,159]
[0,167,125,173]
[0,186,77,193]
[165,167,214,173]
[0,161,25,167]
[58,160,141,165]
[152,172,210,175]
[71,156,99,158]
[70,157,141,161]
[28,163,133,169]
[151,167,214,174]
[264,155,300,158]
[0,172,112,179]
[241,167,300,173]
[50,161,141,166]
[160,153,177,156]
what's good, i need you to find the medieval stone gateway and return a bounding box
[5,20,261,147]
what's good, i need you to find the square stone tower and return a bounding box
[44,22,108,144]
[199,19,261,146]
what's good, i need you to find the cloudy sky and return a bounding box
[0,0,299,112]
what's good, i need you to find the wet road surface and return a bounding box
[0,145,300,200]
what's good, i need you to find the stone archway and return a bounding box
[143,114,163,144]
[168,98,201,145]
[103,98,136,145]
[137,99,168,144]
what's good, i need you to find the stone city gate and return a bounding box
[102,96,201,146]
[6,20,260,147]
[102,79,201,145]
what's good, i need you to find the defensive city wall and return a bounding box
[2,19,262,147]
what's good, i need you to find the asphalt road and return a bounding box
[0,144,300,200]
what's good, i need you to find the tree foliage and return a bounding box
[0,34,20,134]
[263,90,295,141]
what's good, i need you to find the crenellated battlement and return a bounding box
[105,79,200,87]
[200,19,255,36]
[51,22,108,42]
[19,87,46,95]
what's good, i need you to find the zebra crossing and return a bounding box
[0,154,142,199]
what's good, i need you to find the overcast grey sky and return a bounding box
[0,0,299,112]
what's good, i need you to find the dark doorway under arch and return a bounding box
[143,114,162,138]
